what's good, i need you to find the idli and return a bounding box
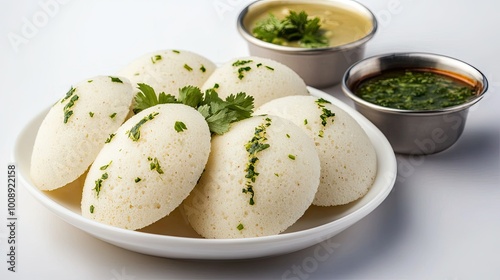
[119,49,216,96]
[81,104,211,230]
[182,115,320,238]
[30,75,134,191]
[201,56,308,107]
[255,95,377,206]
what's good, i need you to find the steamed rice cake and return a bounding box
[81,104,211,230]
[182,115,320,238]
[119,49,216,96]
[255,95,377,206]
[30,76,134,191]
[201,56,308,107]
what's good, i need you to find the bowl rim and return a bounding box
[341,52,489,115]
[237,0,378,54]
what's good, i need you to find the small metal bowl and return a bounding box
[237,0,377,88]
[342,52,488,155]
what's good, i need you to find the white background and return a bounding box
[1,0,499,279]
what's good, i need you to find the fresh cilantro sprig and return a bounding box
[132,83,254,135]
[252,10,329,48]
[133,83,177,114]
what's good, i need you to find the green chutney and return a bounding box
[355,69,478,110]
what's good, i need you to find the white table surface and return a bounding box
[1,0,499,279]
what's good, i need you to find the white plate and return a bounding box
[13,87,397,260]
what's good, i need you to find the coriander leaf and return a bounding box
[158,92,177,104]
[225,92,255,121]
[133,83,177,113]
[196,104,211,119]
[178,86,203,108]
[205,109,231,135]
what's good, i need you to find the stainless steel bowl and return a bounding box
[237,0,377,88]
[342,52,488,155]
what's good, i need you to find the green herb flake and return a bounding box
[61,87,76,103]
[288,154,296,160]
[109,112,117,119]
[87,80,93,83]
[265,66,274,71]
[90,205,95,214]
[93,172,109,196]
[237,223,244,231]
[304,119,308,125]
[242,117,272,205]
[174,121,187,132]
[148,157,164,175]
[127,112,159,141]
[184,64,193,71]
[286,133,290,138]
[109,76,123,83]
[315,98,335,130]
[135,177,141,183]
[100,161,112,170]
[105,133,115,143]
[256,63,262,67]
[213,83,220,89]
[151,54,162,64]
[200,65,206,73]
[172,50,180,54]
[62,94,79,124]
[232,60,253,66]
[237,66,252,80]
[63,110,74,124]
[89,112,94,117]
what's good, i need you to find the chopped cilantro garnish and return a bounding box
[105,133,115,143]
[265,66,274,71]
[93,172,108,196]
[62,94,79,124]
[109,112,117,119]
[200,65,206,72]
[315,98,335,137]
[184,64,193,71]
[148,157,164,174]
[237,223,244,231]
[100,161,112,170]
[87,80,93,83]
[90,205,94,213]
[242,117,272,205]
[288,154,296,160]
[237,66,252,80]
[151,54,162,64]
[127,112,159,141]
[109,76,123,83]
[172,50,180,54]
[61,86,76,103]
[89,112,94,117]
[174,121,187,132]
[232,60,253,66]
[135,177,141,183]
